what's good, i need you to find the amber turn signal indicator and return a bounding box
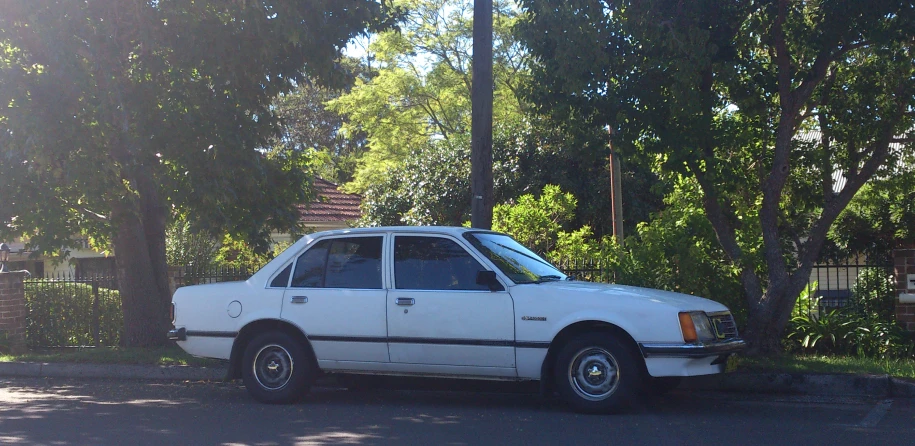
[679,312,698,343]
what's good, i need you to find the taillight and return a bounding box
[170,303,176,324]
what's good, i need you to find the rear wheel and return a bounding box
[554,333,642,413]
[241,331,315,404]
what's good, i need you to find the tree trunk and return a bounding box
[111,170,171,347]
[742,265,814,355]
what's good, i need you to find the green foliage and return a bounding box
[490,183,746,324]
[330,0,530,194]
[849,268,897,321]
[792,282,821,320]
[214,235,293,272]
[493,185,578,255]
[829,170,915,262]
[359,136,472,226]
[272,59,371,185]
[165,218,219,273]
[518,0,915,352]
[0,331,10,354]
[558,179,748,325]
[24,281,122,348]
[786,271,913,360]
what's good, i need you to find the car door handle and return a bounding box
[395,297,415,306]
[290,296,308,304]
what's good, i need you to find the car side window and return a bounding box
[270,264,293,288]
[290,237,382,289]
[325,237,383,289]
[394,236,490,291]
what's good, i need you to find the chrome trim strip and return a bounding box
[185,330,238,339]
[639,339,746,358]
[307,335,550,349]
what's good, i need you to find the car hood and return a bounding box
[521,280,730,313]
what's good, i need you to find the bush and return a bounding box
[785,274,914,359]
[849,267,896,320]
[24,280,123,347]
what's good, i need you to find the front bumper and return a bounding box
[167,327,187,341]
[639,338,746,358]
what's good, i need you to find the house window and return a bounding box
[7,260,44,277]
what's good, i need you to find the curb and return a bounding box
[0,362,226,381]
[682,372,915,398]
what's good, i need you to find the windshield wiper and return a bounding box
[531,275,564,284]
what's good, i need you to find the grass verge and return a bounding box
[735,355,915,381]
[0,344,225,367]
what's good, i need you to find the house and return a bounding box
[2,178,363,277]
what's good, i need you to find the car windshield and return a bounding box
[464,232,568,284]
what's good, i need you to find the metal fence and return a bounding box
[805,257,895,309]
[553,257,616,284]
[23,266,252,348]
[23,275,123,347]
[169,266,252,288]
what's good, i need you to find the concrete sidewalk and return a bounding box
[3,360,915,399]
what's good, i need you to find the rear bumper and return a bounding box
[639,339,746,358]
[167,327,187,341]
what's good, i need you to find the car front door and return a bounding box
[279,235,389,367]
[386,234,515,373]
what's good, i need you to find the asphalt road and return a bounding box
[1,376,913,445]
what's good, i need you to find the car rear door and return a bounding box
[279,235,389,365]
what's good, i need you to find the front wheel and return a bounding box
[554,333,642,413]
[241,331,315,404]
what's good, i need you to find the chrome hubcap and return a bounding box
[568,347,620,401]
[253,344,294,391]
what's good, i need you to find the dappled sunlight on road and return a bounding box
[391,413,462,425]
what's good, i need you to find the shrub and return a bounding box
[24,280,122,347]
[785,278,914,359]
[849,267,896,320]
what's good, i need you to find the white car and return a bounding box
[168,226,744,412]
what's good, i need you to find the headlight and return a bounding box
[679,311,716,343]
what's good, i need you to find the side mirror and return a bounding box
[476,270,504,292]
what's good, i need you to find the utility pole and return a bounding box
[608,127,623,240]
[470,0,493,229]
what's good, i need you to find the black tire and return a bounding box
[641,376,682,396]
[553,333,642,413]
[241,331,315,404]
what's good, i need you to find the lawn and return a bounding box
[734,355,915,381]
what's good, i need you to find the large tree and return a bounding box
[518,0,915,354]
[0,1,387,346]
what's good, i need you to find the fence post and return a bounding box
[92,280,100,347]
[0,271,28,353]
[895,245,915,331]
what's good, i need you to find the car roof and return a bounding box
[307,226,497,238]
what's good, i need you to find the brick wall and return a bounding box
[0,271,27,353]
[894,247,915,331]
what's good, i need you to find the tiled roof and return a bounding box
[299,178,363,222]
